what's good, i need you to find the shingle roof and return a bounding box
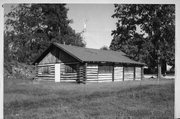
[52,43,144,65]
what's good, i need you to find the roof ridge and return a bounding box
[53,42,125,55]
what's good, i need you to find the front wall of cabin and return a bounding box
[39,47,78,65]
[37,46,80,82]
[37,64,55,81]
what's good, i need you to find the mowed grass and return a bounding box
[4,79,174,119]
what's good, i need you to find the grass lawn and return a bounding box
[4,79,174,119]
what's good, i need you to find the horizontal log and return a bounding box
[87,70,98,72]
[62,73,77,75]
[87,68,98,69]
[98,76,112,78]
[86,78,98,80]
[98,75,112,77]
[38,77,54,80]
[124,75,133,77]
[114,72,122,74]
[98,78,112,80]
[86,79,98,81]
[87,69,98,70]
[114,80,123,82]
[114,75,123,78]
[98,80,112,82]
[61,74,77,76]
[61,77,77,79]
[87,67,98,69]
[87,76,98,78]
[61,78,77,80]
[98,73,112,75]
[124,78,134,80]
[87,74,98,76]
[60,80,76,82]
[87,66,98,68]
[86,80,98,82]
[98,77,112,79]
[114,72,123,74]
[38,75,54,77]
[61,76,77,78]
[87,73,98,75]
[114,77,123,79]
[124,73,134,76]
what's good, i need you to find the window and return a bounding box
[124,67,134,72]
[39,66,51,74]
[99,65,113,73]
[65,64,76,73]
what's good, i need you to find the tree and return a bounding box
[5,4,86,64]
[110,4,175,80]
[100,45,109,50]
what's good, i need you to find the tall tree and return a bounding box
[110,4,175,80]
[5,4,86,64]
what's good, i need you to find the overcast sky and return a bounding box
[3,4,117,49]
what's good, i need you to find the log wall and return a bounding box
[86,65,98,82]
[124,67,134,80]
[36,63,142,83]
[135,67,141,80]
[98,73,112,82]
[60,63,78,82]
[77,64,86,83]
[114,66,123,81]
[37,64,55,81]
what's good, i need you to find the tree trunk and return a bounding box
[161,59,167,76]
[157,45,161,81]
[157,63,161,81]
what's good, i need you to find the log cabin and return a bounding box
[33,42,145,83]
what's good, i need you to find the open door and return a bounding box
[55,64,61,82]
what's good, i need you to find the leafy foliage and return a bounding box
[100,45,109,50]
[4,4,86,64]
[110,4,175,72]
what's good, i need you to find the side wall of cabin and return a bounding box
[86,63,143,82]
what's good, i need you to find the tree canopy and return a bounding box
[100,45,109,50]
[4,4,86,64]
[110,4,175,74]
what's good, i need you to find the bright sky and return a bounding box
[66,4,117,49]
[3,4,117,49]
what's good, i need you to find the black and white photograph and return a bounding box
[2,1,178,119]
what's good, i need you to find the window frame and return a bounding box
[98,64,113,74]
[39,66,51,74]
[64,64,77,73]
